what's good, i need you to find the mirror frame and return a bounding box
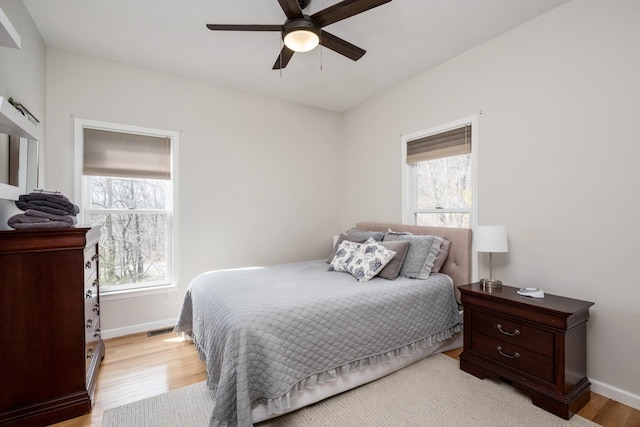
[0,96,40,200]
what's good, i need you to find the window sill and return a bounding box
[101,284,179,301]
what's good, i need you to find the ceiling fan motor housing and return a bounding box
[282,17,321,42]
[282,16,321,52]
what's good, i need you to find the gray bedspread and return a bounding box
[174,260,461,427]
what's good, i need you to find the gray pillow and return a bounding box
[383,231,443,279]
[431,238,450,274]
[327,229,385,262]
[376,240,411,280]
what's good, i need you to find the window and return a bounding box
[75,120,179,293]
[402,117,476,228]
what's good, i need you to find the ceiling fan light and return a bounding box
[284,29,319,52]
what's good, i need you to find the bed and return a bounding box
[174,222,472,427]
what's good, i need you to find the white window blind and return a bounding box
[83,129,171,180]
[406,124,471,164]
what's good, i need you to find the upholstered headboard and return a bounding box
[355,222,472,300]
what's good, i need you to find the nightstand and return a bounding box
[458,283,594,419]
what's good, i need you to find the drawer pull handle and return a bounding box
[497,346,520,359]
[92,279,99,287]
[85,260,92,269]
[85,289,93,299]
[497,324,520,336]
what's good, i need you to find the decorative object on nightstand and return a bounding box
[458,283,594,419]
[517,287,545,298]
[474,225,508,289]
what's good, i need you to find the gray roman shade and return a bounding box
[83,128,171,179]
[406,124,471,164]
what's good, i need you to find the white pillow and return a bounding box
[328,240,361,272]
[346,237,397,282]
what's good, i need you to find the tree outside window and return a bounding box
[414,153,471,227]
[88,176,169,290]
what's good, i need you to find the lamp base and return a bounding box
[480,278,502,289]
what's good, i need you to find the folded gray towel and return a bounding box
[25,209,77,225]
[14,201,71,216]
[9,221,74,229]
[16,192,80,215]
[22,192,71,202]
[7,213,76,229]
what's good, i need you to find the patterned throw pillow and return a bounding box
[326,229,385,263]
[328,240,361,272]
[345,237,397,282]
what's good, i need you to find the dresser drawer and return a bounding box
[85,312,101,374]
[84,284,98,301]
[85,270,99,296]
[471,332,554,383]
[471,310,554,357]
[84,296,100,326]
[85,267,98,290]
[85,341,100,374]
[84,245,98,283]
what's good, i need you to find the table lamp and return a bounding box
[474,226,509,289]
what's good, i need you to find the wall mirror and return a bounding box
[0,96,40,200]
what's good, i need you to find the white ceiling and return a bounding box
[23,0,569,112]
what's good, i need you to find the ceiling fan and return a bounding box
[206,0,392,70]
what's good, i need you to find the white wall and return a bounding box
[0,0,45,225]
[341,0,640,409]
[45,49,343,335]
[11,0,638,410]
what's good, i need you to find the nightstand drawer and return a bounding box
[471,310,554,357]
[471,333,554,383]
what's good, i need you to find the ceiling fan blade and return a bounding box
[320,31,365,61]
[312,0,391,28]
[277,0,304,19]
[206,24,282,32]
[272,46,295,70]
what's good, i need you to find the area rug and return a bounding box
[102,353,597,427]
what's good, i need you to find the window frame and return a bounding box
[401,115,479,275]
[402,115,478,225]
[74,118,180,296]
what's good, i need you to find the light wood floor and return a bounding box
[50,332,639,427]
[51,332,207,427]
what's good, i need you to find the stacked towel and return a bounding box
[8,192,80,229]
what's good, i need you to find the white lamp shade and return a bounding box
[284,30,319,52]
[474,226,509,253]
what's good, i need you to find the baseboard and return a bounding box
[101,318,178,339]
[591,378,640,410]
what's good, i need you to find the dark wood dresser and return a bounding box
[0,226,104,426]
[458,283,594,419]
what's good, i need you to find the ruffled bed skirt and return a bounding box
[259,323,462,415]
[186,322,462,427]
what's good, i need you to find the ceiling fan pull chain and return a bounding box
[320,45,323,71]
